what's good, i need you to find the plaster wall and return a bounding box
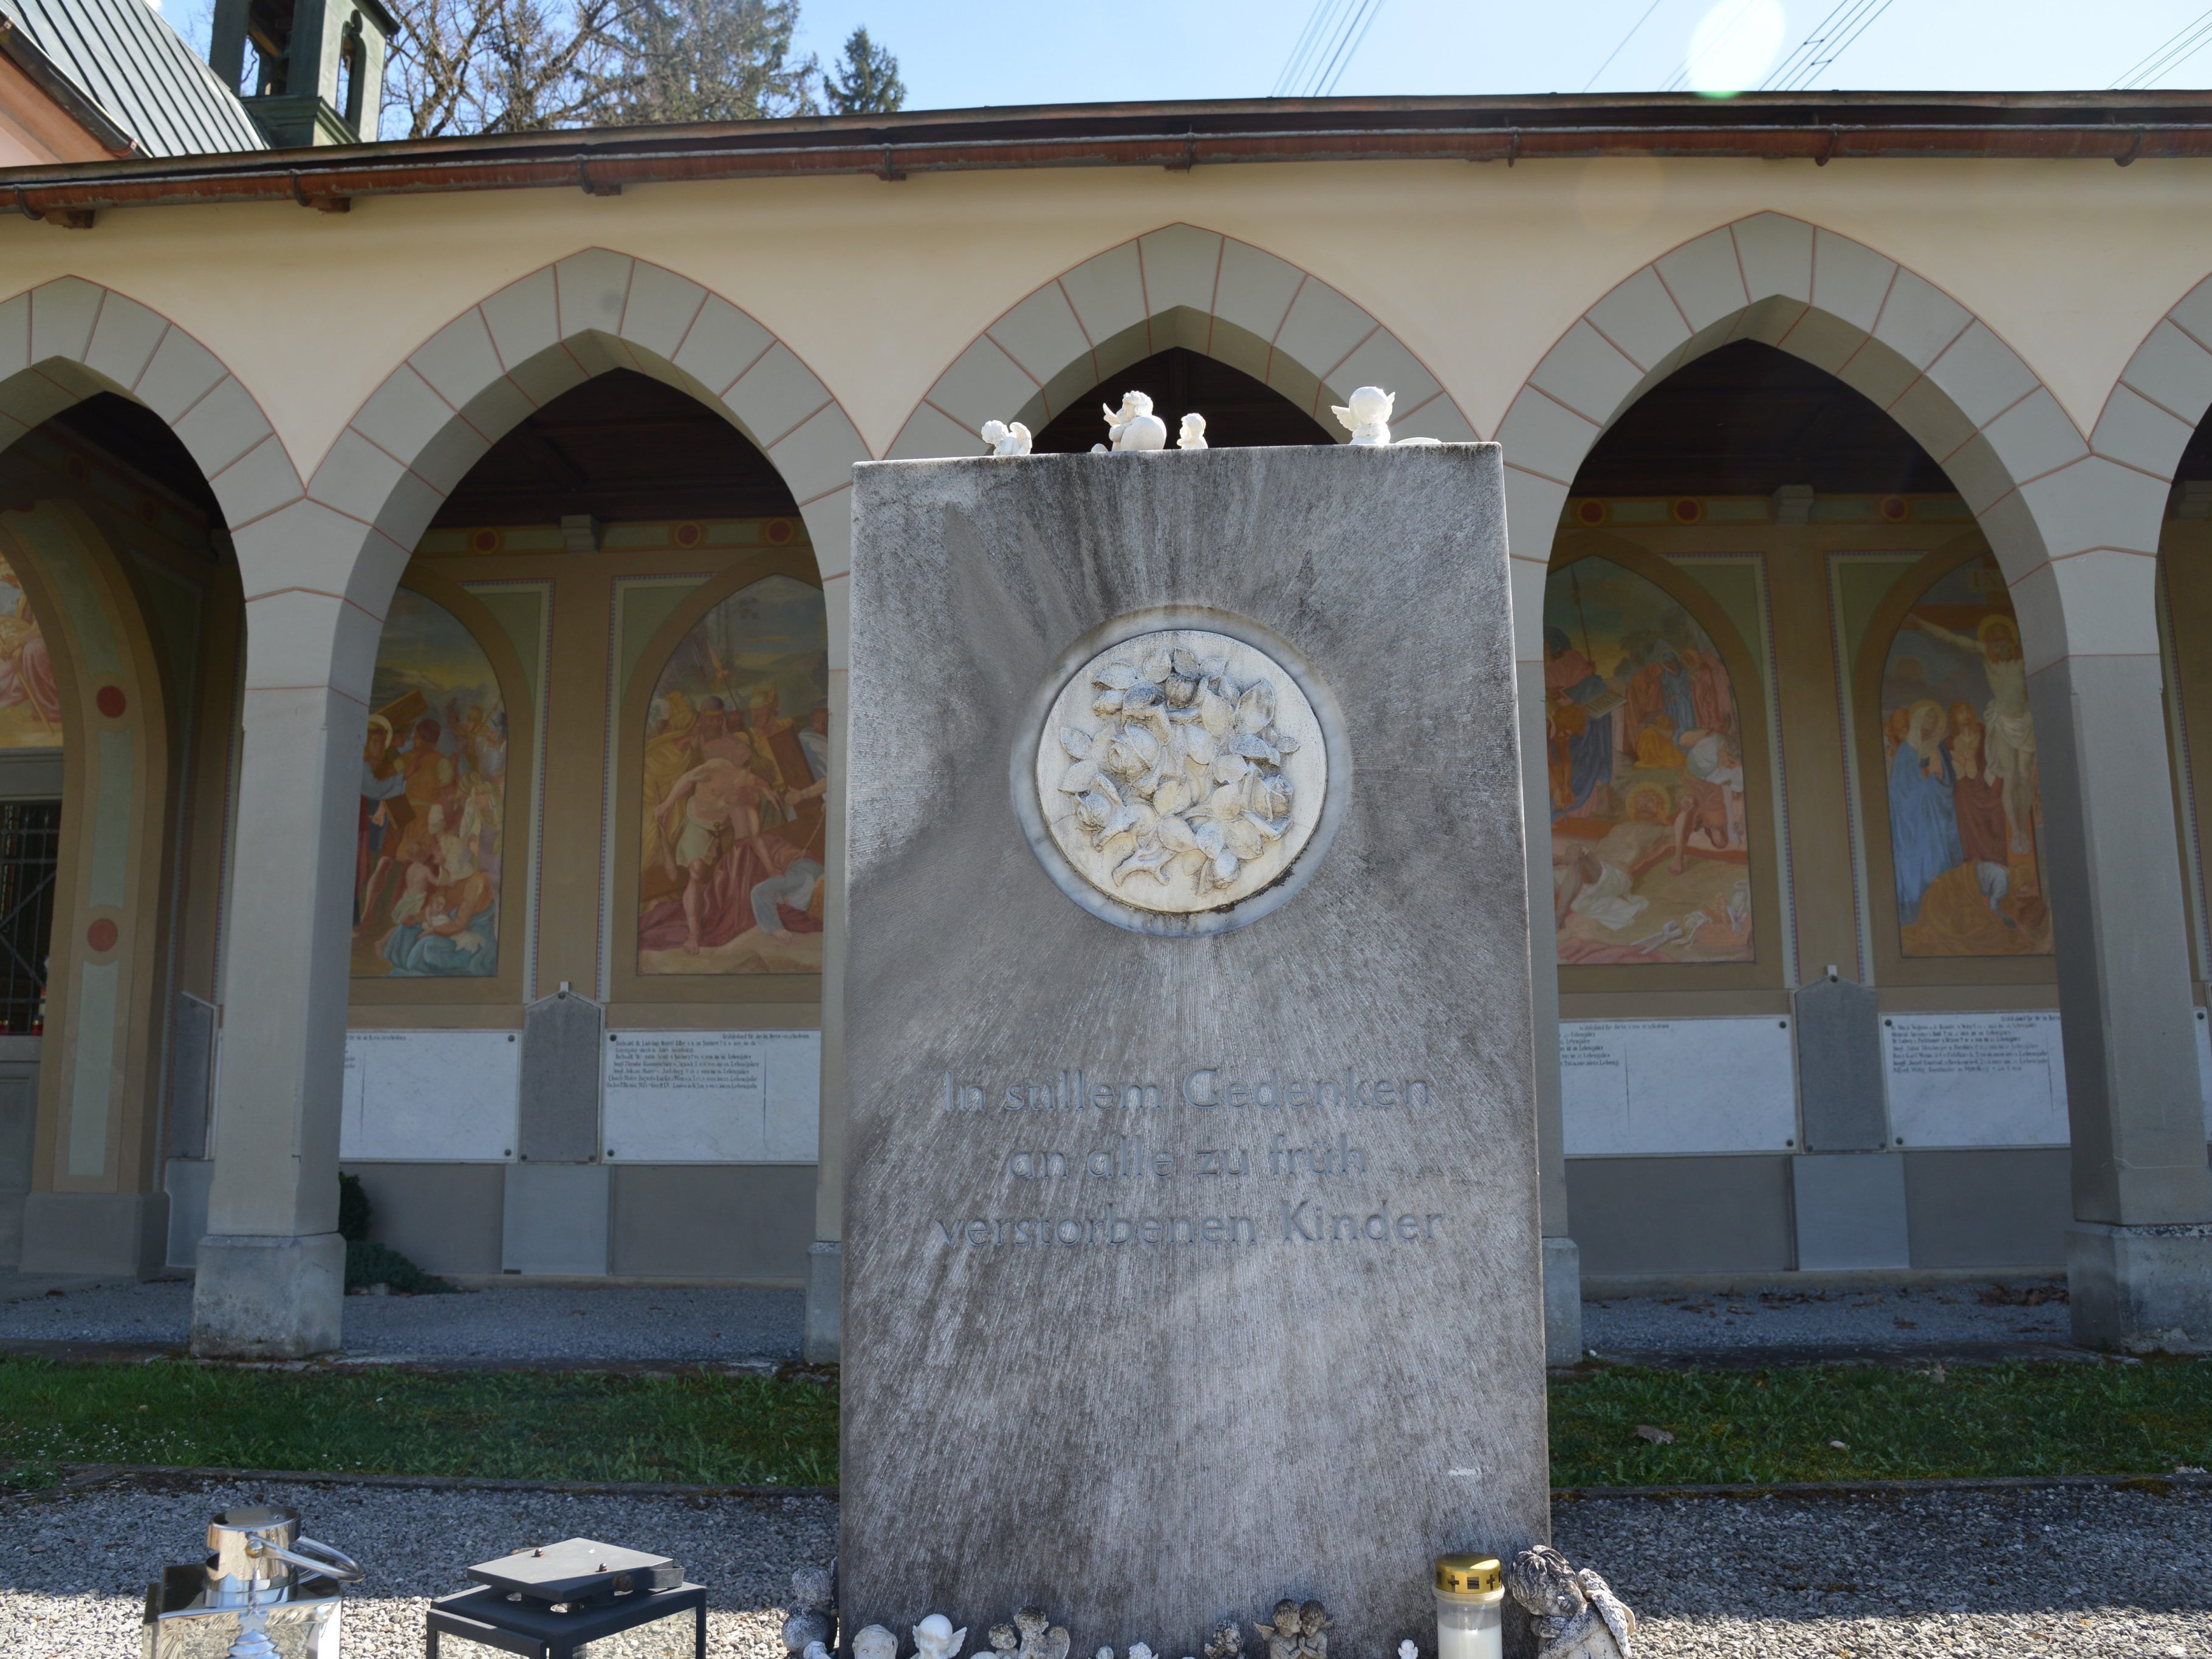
[0,160,2203,477]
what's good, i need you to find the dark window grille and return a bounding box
[0,801,60,1035]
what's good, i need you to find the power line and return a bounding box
[1760,0,1894,92]
[1272,0,1385,98]
[1313,0,1385,95]
[1581,0,1666,94]
[2114,6,2212,89]
[1272,0,1344,97]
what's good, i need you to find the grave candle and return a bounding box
[1433,1556,1503,1659]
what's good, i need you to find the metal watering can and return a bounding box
[143,1505,364,1659]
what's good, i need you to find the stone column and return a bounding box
[2032,647,2212,1349]
[801,501,851,1364]
[1518,660,1580,1364]
[1507,487,1581,1367]
[190,574,378,1357]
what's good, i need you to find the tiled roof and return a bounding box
[0,0,263,157]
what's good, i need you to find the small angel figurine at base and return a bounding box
[914,1616,969,1659]
[852,1627,898,1659]
[1013,1607,1072,1659]
[1177,412,1208,449]
[980,419,1033,456]
[1253,1601,1303,1659]
[1398,1642,1418,1659]
[1506,1546,1635,1659]
[779,1565,836,1655]
[1296,1603,1331,1659]
[1200,1620,1243,1659]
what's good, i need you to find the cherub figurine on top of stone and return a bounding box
[1330,385,1395,446]
[780,1565,836,1657]
[1505,1546,1635,1659]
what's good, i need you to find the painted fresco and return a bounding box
[1880,554,2050,956]
[0,552,61,748]
[1544,556,1753,965]
[352,590,506,978]
[638,575,830,975]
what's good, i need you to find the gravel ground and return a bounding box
[3,1478,2208,1657]
[1583,1281,2073,1354]
[0,1477,832,1658]
[0,1281,806,1363]
[1554,1484,2212,1657]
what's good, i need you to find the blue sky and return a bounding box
[792,1,2212,108]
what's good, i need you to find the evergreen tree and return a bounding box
[598,0,819,125]
[823,24,903,115]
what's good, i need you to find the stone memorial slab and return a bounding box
[1883,1010,2067,1147]
[1560,1017,1797,1155]
[340,1029,519,1161]
[1792,975,1886,1151]
[841,445,1546,1651]
[601,1028,820,1161]
[517,989,605,1163]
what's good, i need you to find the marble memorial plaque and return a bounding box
[601,1028,820,1161]
[1884,1010,2067,1146]
[340,1029,519,1161]
[842,445,1546,1651]
[1561,1017,1798,1155]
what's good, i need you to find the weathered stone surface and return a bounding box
[1792,975,1885,1152]
[517,988,604,1163]
[841,445,1548,1652]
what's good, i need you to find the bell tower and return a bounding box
[210,0,397,145]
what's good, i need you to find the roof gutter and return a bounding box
[1,94,2205,221]
[0,13,136,171]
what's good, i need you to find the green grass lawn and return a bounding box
[3,1357,2209,1493]
[1552,1359,2212,1487]
[0,1360,837,1491]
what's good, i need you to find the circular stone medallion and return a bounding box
[1034,628,1329,919]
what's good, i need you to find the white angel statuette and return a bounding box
[1177,412,1208,450]
[980,419,1032,457]
[1126,1644,1156,1659]
[852,1629,899,1659]
[1103,390,1169,451]
[1331,385,1395,446]
[1506,1546,1636,1659]
[914,1616,970,1659]
[1398,1643,1418,1659]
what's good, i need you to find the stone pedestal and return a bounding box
[1543,1234,1583,1366]
[191,1232,345,1357]
[841,445,1548,1651]
[803,1238,840,1363]
[2067,1222,2212,1352]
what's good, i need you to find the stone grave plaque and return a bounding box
[601,1028,820,1161]
[842,444,1547,1651]
[517,989,605,1163]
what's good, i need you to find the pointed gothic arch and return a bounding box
[885,223,1477,460]
[1499,213,2143,679]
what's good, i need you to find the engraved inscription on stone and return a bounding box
[1035,629,1327,914]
